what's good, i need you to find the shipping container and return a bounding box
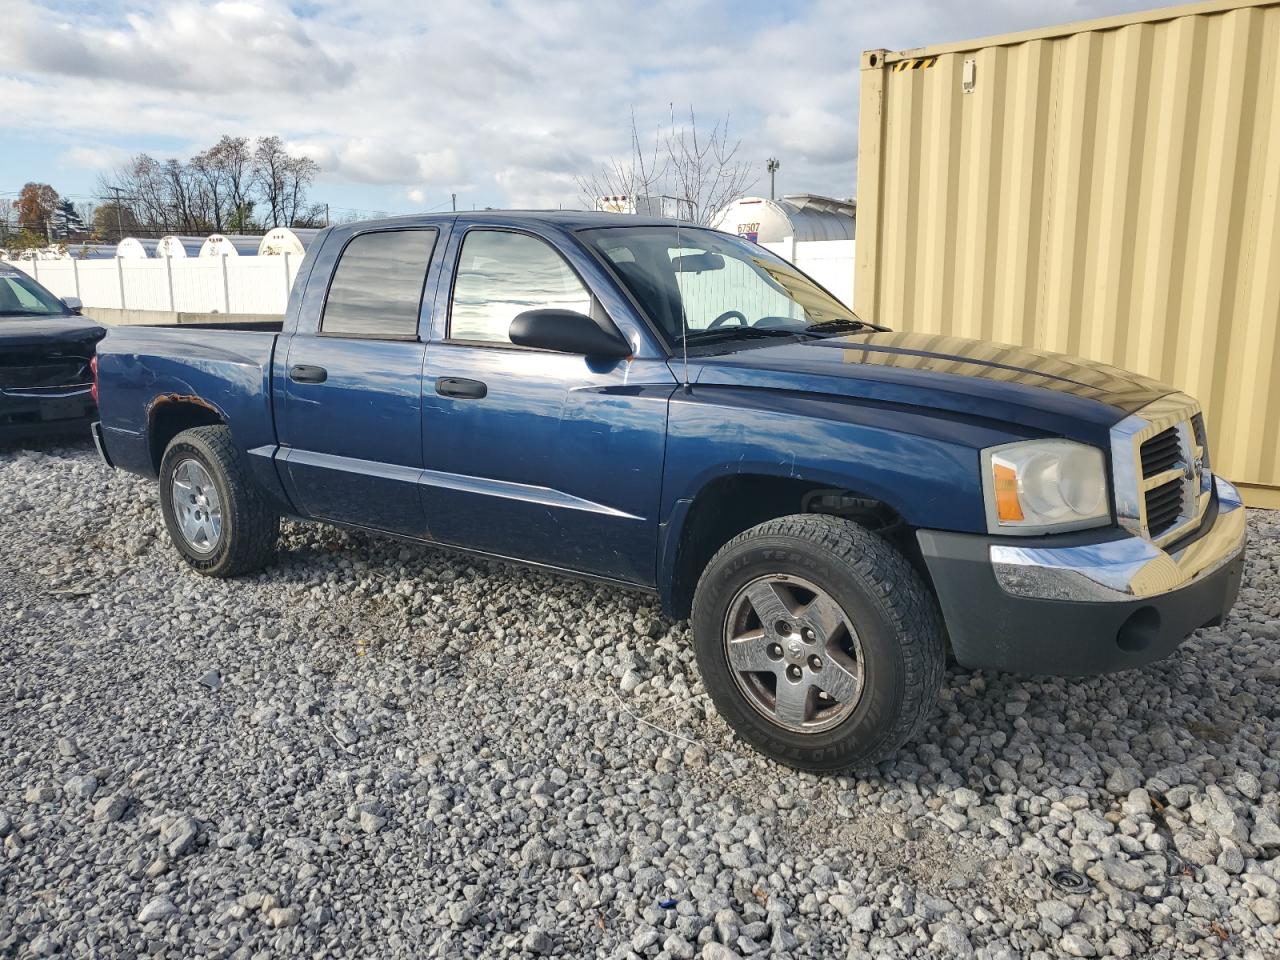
[856,0,1280,505]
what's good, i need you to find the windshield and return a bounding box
[0,273,68,318]
[580,226,857,348]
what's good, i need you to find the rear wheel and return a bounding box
[158,426,278,577]
[691,514,945,771]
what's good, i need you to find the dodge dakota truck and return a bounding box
[92,212,1246,770]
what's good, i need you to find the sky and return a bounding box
[1,0,1159,219]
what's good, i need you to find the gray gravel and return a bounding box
[2,438,1279,959]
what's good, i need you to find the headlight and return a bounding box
[981,440,1109,534]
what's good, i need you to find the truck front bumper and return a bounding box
[0,387,96,442]
[918,475,1247,676]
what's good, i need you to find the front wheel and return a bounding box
[158,425,278,578]
[691,514,945,771]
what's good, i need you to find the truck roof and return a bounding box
[333,210,699,232]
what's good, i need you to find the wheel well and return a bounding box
[149,399,226,472]
[667,475,920,619]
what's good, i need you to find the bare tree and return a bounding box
[575,108,668,212]
[665,108,756,226]
[161,158,205,233]
[100,155,170,235]
[577,107,756,225]
[252,136,290,228]
[191,150,227,232]
[279,153,320,227]
[205,135,255,231]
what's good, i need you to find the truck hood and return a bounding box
[692,331,1175,435]
[0,316,104,351]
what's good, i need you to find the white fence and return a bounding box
[8,238,854,318]
[11,254,302,315]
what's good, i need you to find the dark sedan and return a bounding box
[0,264,104,441]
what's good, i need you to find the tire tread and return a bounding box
[161,425,277,578]
[694,514,945,768]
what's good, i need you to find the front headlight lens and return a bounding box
[982,440,1109,534]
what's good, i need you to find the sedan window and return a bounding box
[0,275,68,317]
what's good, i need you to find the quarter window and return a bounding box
[450,230,592,343]
[321,229,437,338]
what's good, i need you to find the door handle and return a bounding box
[436,377,487,399]
[289,364,328,384]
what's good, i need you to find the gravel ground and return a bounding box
[1,438,1279,960]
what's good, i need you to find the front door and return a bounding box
[420,226,673,584]
[279,226,440,537]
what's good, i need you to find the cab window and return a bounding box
[449,231,592,344]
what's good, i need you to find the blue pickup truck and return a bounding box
[92,212,1246,770]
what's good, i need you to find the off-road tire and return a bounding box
[692,514,945,771]
[158,426,278,578]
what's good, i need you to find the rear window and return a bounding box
[321,229,437,338]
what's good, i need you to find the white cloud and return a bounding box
[3,0,1161,209]
[59,144,134,172]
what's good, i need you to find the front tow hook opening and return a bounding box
[1117,605,1161,653]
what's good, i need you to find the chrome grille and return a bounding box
[1144,476,1184,537]
[1110,393,1212,547]
[1140,427,1182,477]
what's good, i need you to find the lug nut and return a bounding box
[808,655,823,671]
[786,665,802,681]
[767,643,783,660]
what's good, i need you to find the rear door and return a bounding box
[278,225,443,536]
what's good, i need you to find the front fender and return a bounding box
[662,385,1025,528]
[655,385,1040,612]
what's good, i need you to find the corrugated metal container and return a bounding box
[856,0,1280,505]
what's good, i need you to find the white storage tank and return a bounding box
[257,227,321,257]
[199,234,260,257]
[67,243,119,260]
[116,237,158,258]
[155,235,205,258]
[712,194,855,243]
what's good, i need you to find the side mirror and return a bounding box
[62,296,83,314]
[509,309,631,359]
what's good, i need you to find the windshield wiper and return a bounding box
[803,318,887,334]
[0,310,56,318]
[681,326,800,345]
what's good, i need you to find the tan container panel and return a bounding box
[857,0,1280,498]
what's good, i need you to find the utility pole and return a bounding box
[451,193,457,212]
[107,185,126,242]
[325,203,330,227]
[766,158,780,200]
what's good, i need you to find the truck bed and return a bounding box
[94,323,282,481]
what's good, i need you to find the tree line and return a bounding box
[1,134,326,252]
[98,135,324,239]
